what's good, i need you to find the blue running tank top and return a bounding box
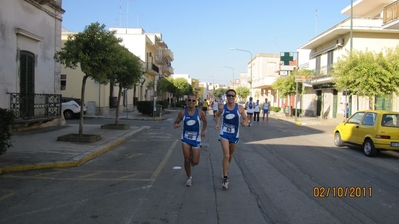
[219,103,240,144]
[181,108,202,148]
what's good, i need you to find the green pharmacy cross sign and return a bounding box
[280,52,294,65]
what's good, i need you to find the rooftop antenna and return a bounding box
[119,0,122,27]
[127,0,134,28]
[315,9,318,35]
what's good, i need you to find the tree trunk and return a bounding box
[115,85,122,126]
[79,75,88,137]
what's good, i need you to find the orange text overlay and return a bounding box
[313,186,372,198]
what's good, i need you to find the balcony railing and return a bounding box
[162,66,174,74]
[383,1,399,25]
[162,49,174,60]
[147,62,159,74]
[7,93,61,120]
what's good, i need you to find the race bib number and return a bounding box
[222,124,235,134]
[184,131,198,140]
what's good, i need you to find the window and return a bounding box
[315,56,321,75]
[61,74,66,90]
[327,50,333,73]
[362,113,376,126]
[382,114,399,127]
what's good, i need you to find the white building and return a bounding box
[60,27,174,115]
[299,0,399,118]
[0,0,65,129]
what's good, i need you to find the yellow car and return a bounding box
[333,110,399,157]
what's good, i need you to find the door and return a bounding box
[333,89,338,118]
[316,90,322,117]
[346,112,365,144]
[19,51,35,118]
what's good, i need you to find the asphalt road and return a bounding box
[1,111,398,224]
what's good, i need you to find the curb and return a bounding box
[277,118,303,126]
[0,127,148,175]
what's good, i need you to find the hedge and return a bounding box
[0,108,15,155]
[137,101,168,115]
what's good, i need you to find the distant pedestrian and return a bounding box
[215,89,248,189]
[202,99,209,113]
[343,103,349,122]
[212,98,220,120]
[254,99,260,124]
[262,98,270,124]
[245,97,255,127]
[174,94,208,187]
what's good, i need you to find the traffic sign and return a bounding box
[295,75,311,82]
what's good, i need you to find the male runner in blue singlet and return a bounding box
[174,94,208,187]
[245,97,255,127]
[215,89,248,189]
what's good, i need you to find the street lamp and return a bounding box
[221,65,235,89]
[231,47,253,97]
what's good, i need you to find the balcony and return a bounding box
[383,1,399,29]
[162,49,174,60]
[7,93,61,121]
[162,66,174,75]
[146,62,159,75]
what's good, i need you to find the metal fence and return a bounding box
[8,93,61,120]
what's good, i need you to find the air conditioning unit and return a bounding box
[336,38,344,47]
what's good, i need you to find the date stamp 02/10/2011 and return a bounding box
[313,186,373,198]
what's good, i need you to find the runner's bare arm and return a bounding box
[174,110,184,129]
[238,105,248,127]
[214,104,224,131]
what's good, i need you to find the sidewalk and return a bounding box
[271,112,342,126]
[0,109,175,175]
[0,108,339,175]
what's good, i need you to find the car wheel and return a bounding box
[334,132,343,147]
[363,139,378,157]
[63,110,74,119]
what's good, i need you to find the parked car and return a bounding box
[61,97,86,119]
[333,110,399,157]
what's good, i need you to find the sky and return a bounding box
[62,0,351,86]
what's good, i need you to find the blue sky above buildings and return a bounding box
[62,0,350,86]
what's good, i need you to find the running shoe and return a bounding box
[221,177,229,189]
[185,177,192,187]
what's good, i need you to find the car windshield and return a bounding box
[381,114,399,127]
[347,112,365,124]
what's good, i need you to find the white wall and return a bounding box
[0,0,62,108]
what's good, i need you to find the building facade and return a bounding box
[60,27,174,115]
[299,0,399,119]
[1,0,65,129]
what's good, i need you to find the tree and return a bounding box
[272,69,305,97]
[235,86,250,100]
[54,22,122,136]
[173,78,192,99]
[332,48,399,109]
[157,77,175,97]
[108,45,143,126]
[213,88,228,98]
